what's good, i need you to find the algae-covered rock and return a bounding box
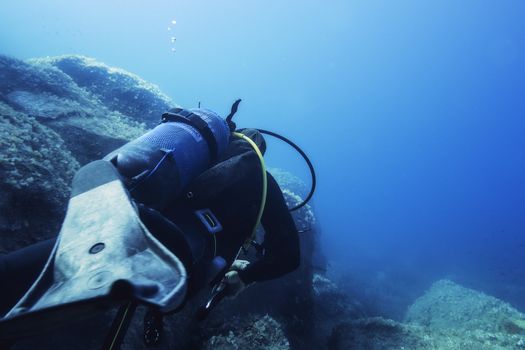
[202,314,290,350]
[327,280,525,350]
[405,279,525,334]
[399,279,525,349]
[311,273,366,347]
[268,167,309,199]
[0,55,115,125]
[313,273,365,319]
[329,316,525,350]
[0,54,173,247]
[0,55,84,102]
[0,54,157,251]
[0,54,165,162]
[34,55,174,126]
[269,166,316,232]
[328,317,432,350]
[282,188,316,232]
[0,102,79,251]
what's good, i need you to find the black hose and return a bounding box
[256,129,316,211]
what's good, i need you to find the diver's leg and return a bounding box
[0,238,56,316]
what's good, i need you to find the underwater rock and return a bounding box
[0,55,85,102]
[0,54,162,158]
[328,280,525,349]
[202,314,290,350]
[328,317,431,350]
[0,102,79,252]
[268,167,309,199]
[0,54,174,250]
[34,55,174,127]
[45,123,128,166]
[405,279,525,334]
[0,55,125,129]
[311,273,367,346]
[312,273,365,319]
[6,90,95,120]
[283,188,316,233]
[0,55,153,253]
[269,166,316,230]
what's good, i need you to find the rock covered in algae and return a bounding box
[328,279,525,349]
[202,314,290,350]
[0,54,177,165]
[0,101,79,252]
[328,317,432,350]
[29,55,174,126]
[405,279,525,335]
[0,54,177,251]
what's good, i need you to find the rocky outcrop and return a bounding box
[202,314,290,350]
[311,273,366,343]
[328,279,525,349]
[0,102,78,251]
[0,54,170,168]
[328,317,432,350]
[32,55,174,126]
[405,279,525,348]
[0,54,176,251]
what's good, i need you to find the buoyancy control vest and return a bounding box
[164,129,267,271]
[181,129,265,209]
[104,108,230,209]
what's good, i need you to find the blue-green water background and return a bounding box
[2,1,524,315]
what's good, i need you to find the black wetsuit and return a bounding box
[239,172,300,283]
[160,136,300,292]
[0,239,56,316]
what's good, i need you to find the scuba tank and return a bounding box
[105,108,230,209]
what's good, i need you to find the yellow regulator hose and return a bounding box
[232,132,268,245]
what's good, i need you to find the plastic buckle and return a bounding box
[195,209,222,234]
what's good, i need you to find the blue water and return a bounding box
[2,1,525,314]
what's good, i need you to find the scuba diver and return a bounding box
[133,106,302,344]
[0,100,315,349]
